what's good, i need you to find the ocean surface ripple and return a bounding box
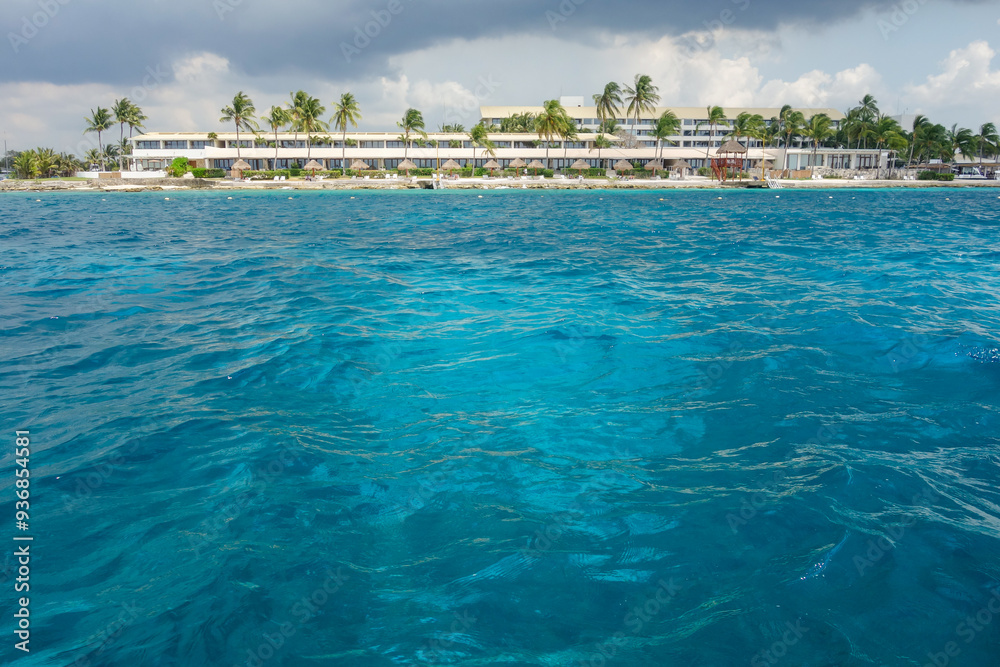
[2,189,1000,666]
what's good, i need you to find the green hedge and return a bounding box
[191,168,226,178]
[918,171,955,181]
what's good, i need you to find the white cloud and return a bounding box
[905,40,1000,103]
[757,63,883,109]
[172,52,231,84]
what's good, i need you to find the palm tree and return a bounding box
[780,109,805,173]
[906,115,931,166]
[331,93,362,171]
[397,108,427,160]
[592,82,623,130]
[589,135,613,169]
[112,98,133,169]
[869,116,904,178]
[219,91,258,160]
[623,74,660,140]
[84,106,114,170]
[534,99,572,169]
[856,95,879,148]
[287,90,310,153]
[298,96,328,161]
[13,151,38,179]
[651,110,680,161]
[696,105,727,173]
[801,114,834,176]
[265,106,291,170]
[976,122,998,168]
[948,125,976,163]
[125,103,147,139]
[84,148,102,171]
[468,122,488,170]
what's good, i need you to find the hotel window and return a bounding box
[137,141,160,149]
[360,141,383,148]
[386,141,405,148]
[190,141,210,149]
[229,140,251,148]
[493,141,511,148]
[164,141,188,149]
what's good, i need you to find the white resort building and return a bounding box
[127,98,890,175]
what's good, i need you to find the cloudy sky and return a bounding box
[2,0,999,155]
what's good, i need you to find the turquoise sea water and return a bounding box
[2,189,1000,666]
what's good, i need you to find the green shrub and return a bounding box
[917,171,955,181]
[191,168,226,179]
[167,157,190,177]
[697,167,711,177]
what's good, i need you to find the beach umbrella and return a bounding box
[231,159,251,179]
[482,159,501,177]
[509,157,527,169]
[302,159,323,178]
[645,159,664,177]
[441,159,461,177]
[527,159,546,176]
[397,158,417,177]
[350,159,370,174]
[614,160,634,173]
[570,159,590,177]
[669,159,691,180]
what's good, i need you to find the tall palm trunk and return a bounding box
[274,128,280,170]
[342,130,347,171]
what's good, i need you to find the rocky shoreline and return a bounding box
[4,176,1000,193]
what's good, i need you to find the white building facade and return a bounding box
[126,103,889,174]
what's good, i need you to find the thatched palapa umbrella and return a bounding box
[527,159,546,177]
[509,157,527,171]
[570,159,591,177]
[397,158,417,177]
[669,159,691,180]
[441,159,461,177]
[350,159,370,174]
[482,159,501,177]
[614,160,635,177]
[645,159,664,178]
[303,159,323,178]
[231,159,251,179]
